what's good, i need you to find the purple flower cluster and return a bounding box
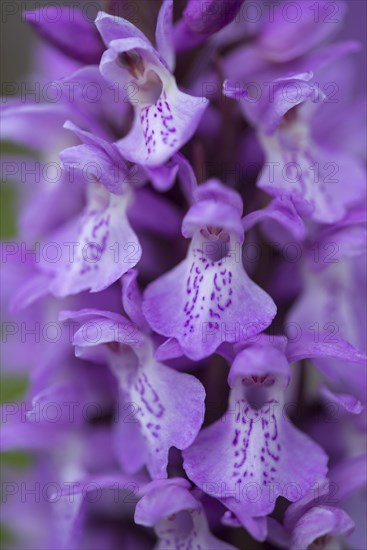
[1,1,366,549]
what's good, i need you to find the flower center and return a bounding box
[199,226,230,261]
[118,51,145,79]
[242,375,275,386]
[241,376,276,410]
[200,226,228,240]
[118,50,163,107]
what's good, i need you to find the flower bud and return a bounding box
[183,0,245,35]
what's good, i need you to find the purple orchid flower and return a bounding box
[287,253,367,407]
[135,478,236,549]
[269,452,367,550]
[96,1,208,172]
[268,479,355,550]
[60,270,205,479]
[143,179,276,360]
[224,52,365,224]
[183,340,328,541]
[15,177,141,301]
[1,415,148,549]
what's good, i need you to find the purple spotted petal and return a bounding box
[63,310,206,478]
[183,343,328,539]
[115,81,208,167]
[143,181,276,360]
[97,15,208,168]
[111,346,206,478]
[38,182,141,297]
